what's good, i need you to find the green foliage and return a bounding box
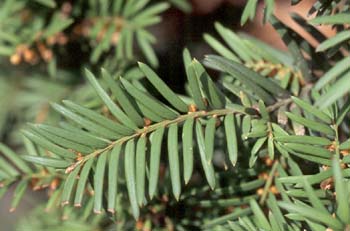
[168,0,192,13]
[0,0,172,74]
[0,138,62,212]
[0,70,70,142]
[21,58,255,219]
[85,0,170,67]
[15,203,106,231]
[240,0,275,25]
[0,0,350,230]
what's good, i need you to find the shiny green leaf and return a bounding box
[139,62,188,112]
[149,127,165,199]
[224,114,238,166]
[168,124,181,200]
[94,151,108,213]
[136,136,147,206]
[182,118,194,184]
[124,139,139,219]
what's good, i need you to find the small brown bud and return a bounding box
[341,150,349,156]
[46,36,56,45]
[256,188,264,195]
[265,158,273,166]
[23,49,35,62]
[10,54,21,65]
[136,220,144,230]
[144,118,152,127]
[50,178,60,190]
[322,165,330,171]
[162,194,169,202]
[111,32,120,45]
[42,49,53,62]
[269,186,279,194]
[326,143,336,152]
[258,172,269,180]
[320,178,333,190]
[76,152,83,161]
[188,104,197,113]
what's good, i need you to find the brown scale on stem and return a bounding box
[341,150,349,156]
[49,178,60,191]
[258,172,269,180]
[144,118,152,127]
[320,178,334,190]
[188,104,197,113]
